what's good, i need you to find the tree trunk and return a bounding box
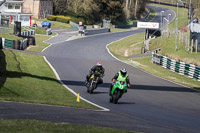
[134,0,138,18]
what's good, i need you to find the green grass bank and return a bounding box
[0,49,97,109]
[0,119,135,133]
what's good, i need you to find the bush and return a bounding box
[47,15,57,21]
[70,17,85,24]
[56,16,71,23]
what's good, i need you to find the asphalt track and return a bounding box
[1,5,200,133]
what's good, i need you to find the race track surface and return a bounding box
[1,5,200,133]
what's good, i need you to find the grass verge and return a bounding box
[0,119,135,133]
[0,49,97,109]
[32,18,71,29]
[0,33,23,40]
[27,34,53,52]
[150,34,200,66]
[107,33,144,57]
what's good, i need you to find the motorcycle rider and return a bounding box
[110,68,130,96]
[86,62,105,86]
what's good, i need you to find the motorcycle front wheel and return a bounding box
[113,90,121,104]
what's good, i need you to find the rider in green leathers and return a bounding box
[109,68,130,95]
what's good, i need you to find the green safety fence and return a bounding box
[152,53,200,81]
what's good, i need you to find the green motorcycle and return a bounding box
[110,80,127,104]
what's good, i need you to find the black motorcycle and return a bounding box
[86,72,102,94]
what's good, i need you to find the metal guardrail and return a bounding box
[79,28,110,36]
[152,53,200,81]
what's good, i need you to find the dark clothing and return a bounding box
[90,65,105,76]
[86,65,105,85]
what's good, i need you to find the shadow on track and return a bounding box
[92,91,108,94]
[117,102,135,105]
[62,80,199,93]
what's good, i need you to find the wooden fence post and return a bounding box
[185,35,188,48]
[182,32,184,45]
[196,39,198,53]
[191,39,193,53]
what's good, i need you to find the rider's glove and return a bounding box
[127,84,130,88]
[112,79,116,83]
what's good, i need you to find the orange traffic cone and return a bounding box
[76,93,80,102]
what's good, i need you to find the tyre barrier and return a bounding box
[152,53,200,81]
[2,37,31,50]
[21,30,35,36]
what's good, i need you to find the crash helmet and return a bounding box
[120,68,127,77]
[96,62,102,67]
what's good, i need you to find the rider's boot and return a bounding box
[109,85,112,96]
[125,89,127,93]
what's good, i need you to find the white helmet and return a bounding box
[120,68,127,77]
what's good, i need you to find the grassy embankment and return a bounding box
[32,17,71,29]
[108,4,200,89]
[0,21,98,109]
[0,119,135,133]
[0,49,96,109]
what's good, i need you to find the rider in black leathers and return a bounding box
[86,62,105,86]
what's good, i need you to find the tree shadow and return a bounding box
[92,91,108,94]
[62,80,199,93]
[0,49,59,97]
[131,84,199,93]
[62,80,111,88]
[6,71,59,83]
[0,50,7,94]
[117,102,135,105]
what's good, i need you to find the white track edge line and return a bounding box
[106,39,200,92]
[43,56,110,111]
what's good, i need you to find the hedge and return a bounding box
[47,15,57,21]
[46,15,94,25]
[56,16,71,23]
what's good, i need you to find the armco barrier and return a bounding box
[84,28,110,36]
[152,53,200,81]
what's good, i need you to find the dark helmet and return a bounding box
[96,62,102,67]
[120,68,127,77]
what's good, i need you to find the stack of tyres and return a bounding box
[13,40,20,50]
[28,37,36,46]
